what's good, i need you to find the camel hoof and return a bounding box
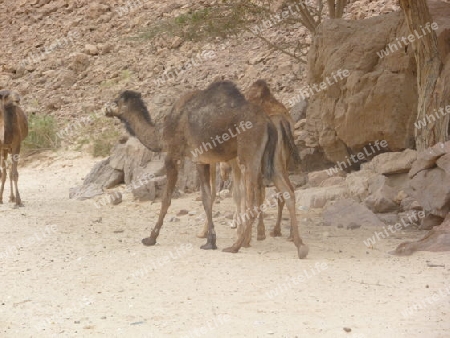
[257,233,266,241]
[270,229,282,237]
[200,242,217,250]
[242,242,251,248]
[222,246,239,253]
[287,236,294,242]
[297,244,309,259]
[200,233,217,250]
[142,237,157,246]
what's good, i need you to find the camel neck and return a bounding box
[121,111,162,152]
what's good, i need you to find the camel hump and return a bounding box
[204,81,246,105]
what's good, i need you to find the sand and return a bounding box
[0,152,449,338]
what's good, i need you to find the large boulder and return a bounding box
[71,137,201,202]
[407,141,450,227]
[295,184,349,209]
[323,199,385,228]
[362,149,417,175]
[304,2,450,164]
[391,213,450,256]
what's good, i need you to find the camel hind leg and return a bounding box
[142,156,178,246]
[270,192,284,237]
[255,175,266,241]
[272,172,308,259]
[197,163,216,239]
[10,147,22,207]
[223,158,261,254]
[0,150,7,204]
[197,164,217,250]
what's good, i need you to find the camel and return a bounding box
[247,80,300,242]
[105,81,308,258]
[229,80,301,244]
[0,90,28,207]
[196,80,301,244]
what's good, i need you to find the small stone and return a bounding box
[177,210,189,216]
[347,222,361,230]
[343,327,351,333]
[85,44,99,55]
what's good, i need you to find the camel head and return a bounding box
[0,90,21,107]
[106,90,158,144]
[245,79,271,104]
[105,90,151,120]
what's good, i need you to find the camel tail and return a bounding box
[280,118,301,166]
[262,122,277,181]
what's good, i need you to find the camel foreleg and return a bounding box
[142,156,178,246]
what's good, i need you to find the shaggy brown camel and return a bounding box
[198,80,300,244]
[106,81,308,258]
[237,80,301,244]
[0,90,28,207]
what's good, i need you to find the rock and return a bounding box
[346,222,361,230]
[294,119,306,130]
[290,99,308,122]
[308,168,345,187]
[288,174,307,188]
[323,199,384,228]
[177,210,189,216]
[295,184,349,209]
[436,153,450,175]
[409,168,450,215]
[345,170,377,202]
[109,192,122,205]
[298,147,335,173]
[408,158,437,178]
[219,189,231,198]
[305,6,450,163]
[363,149,417,174]
[99,43,114,55]
[390,215,450,256]
[85,44,99,55]
[131,176,167,201]
[83,158,124,189]
[69,53,90,73]
[308,170,330,187]
[400,197,422,212]
[364,175,399,213]
[376,213,399,225]
[320,176,345,187]
[420,214,444,230]
[409,141,450,178]
[69,184,103,201]
[394,190,408,204]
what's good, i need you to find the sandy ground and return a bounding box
[0,152,449,338]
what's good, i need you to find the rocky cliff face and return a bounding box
[305,1,450,165]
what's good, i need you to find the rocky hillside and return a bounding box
[0,0,401,143]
